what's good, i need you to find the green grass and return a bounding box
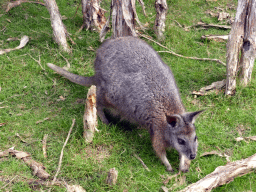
[1,0,256,191]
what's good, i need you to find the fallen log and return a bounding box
[180,153,256,192]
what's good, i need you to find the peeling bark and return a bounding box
[239,0,256,86]
[44,0,71,53]
[111,0,138,38]
[81,0,106,32]
[154,0,168,40]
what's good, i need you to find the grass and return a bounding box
[1,0,256,191]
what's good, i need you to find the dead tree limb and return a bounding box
[238,0,256,86]
[0,147,50,180]
[225,0,248,95]
[180,153,256,192]
[44,0,71,53]
[83,85,98,143]
[5,0,45,12]
[154,0,168,40]
[201,35,228,41]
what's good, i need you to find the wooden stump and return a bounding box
[238,0,256,86]
[83,85,97,143]
[106,168,118,185]
[225,0,256,95]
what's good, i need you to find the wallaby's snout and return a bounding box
[190,154,196,160]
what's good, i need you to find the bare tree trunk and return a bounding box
[111,0,137,38]
[154,0,168,41]
[44,0,71,53]
[80,0,106,32]
[239,0,256,86]
[225,0,248,95]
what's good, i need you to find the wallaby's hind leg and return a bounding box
[96,88,110,124]
[179,154,191,172]
[151,131,173,172]
[97,105,109,124]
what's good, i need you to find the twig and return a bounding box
[71,1,82,19]
[36,117,50,124]
[134,154,150,172]
[139,34,226,66]
[42,134,48,158]
[28,53,45,70]
[1,175,18,189]
[158,51,226,66]
[51,119,76,185]
[184,22,231,31]
[138,0,147,16]
[174,20,183,28]
[59,52,71,70]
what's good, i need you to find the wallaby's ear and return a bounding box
[183,110,204,124]
[166,114,182,129]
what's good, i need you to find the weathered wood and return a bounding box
[180,153,256,192]
[83,85,97,143]
[225,0,248,95]
[201,35,228,41]
[80,0,106,32]
[239,0,256,86]
[5,0,45,12]
[0,147,50,180]
[154,0,168,40]
[44,0,71,53]
[112,0,137,38]
[106,168,118,185]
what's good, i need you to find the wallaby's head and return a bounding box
[165,110,204,160]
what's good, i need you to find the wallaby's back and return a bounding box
[93,37,185,124]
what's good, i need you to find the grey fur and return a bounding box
[47,36,203,172]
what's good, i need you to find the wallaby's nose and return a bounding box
[190,154,196,160]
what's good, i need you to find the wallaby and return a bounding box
[47,36,203,172]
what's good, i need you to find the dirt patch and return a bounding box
[82,145,112,163]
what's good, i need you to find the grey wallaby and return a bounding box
[47,36,203,172]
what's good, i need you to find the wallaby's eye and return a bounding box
[194,136,198,141]
[178,138,186,145]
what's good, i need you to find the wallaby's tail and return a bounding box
[47,63,95,87]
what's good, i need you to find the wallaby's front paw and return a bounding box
[179,155,191,173]
[180,167,189,173]
[166,165,173,172]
